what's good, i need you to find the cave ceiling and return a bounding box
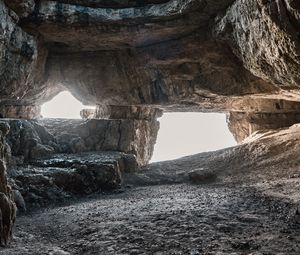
[0,0,300,113]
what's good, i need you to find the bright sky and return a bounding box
[42,92,236,162]
[150,112,236,162]
[41,91,95,119]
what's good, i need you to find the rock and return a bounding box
[0,0,299,115]
[0,160,16,246]
[227,112,300,143]
[0,122,10,136]
[49,247,71,255]
[69,137,86,153]
[213,0,300,87]
[30,144,55,159]
[188,169,217,184]
[0,105,41,119]
[0,0,52,108]
[12,152,131,206]
[13,189,26,212]
[4,0,35,18]
[80,109,95,120]
[94,105,163,121]
[40,118,159,166]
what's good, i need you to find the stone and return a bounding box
[0,122,10,136]
[213,0,300,87]
[0,160,16,246]
[93,105,163,121]
[4,0,35,18]
[188,169,217,184]
[80,109,95,120]
[30,144,55,159]
[0,105,41,119]
[69,137,86,153]
[40,118,159,165]
[227,112,300,143]
[13,189,26,212]
[12,151,134,206]
[1,0,299,114]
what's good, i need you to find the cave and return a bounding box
[1,0,300,253]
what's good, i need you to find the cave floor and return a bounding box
[1,183,300,255]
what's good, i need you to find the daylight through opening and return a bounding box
[151,112,236,162]
[41,91,95,119]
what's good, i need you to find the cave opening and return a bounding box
[151,112,237,162]
[41,91,95,119]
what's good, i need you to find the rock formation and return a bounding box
[0,123,16,246]
[1,0,300,248]
[0,0,300,138]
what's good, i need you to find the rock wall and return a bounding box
[41,117,160,166]
[1,0,297,110]
[1,116,159,166]
[214,0,300,87]
[0,122,16,246]
[227,112,300,143]
[0,105,41,119]
[1,0,300,150]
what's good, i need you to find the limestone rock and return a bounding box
[0,0,299,114]
[0,160,16,246]
[227,112,300,143]
[214,0,300,87]
[94,105,163,121]
[0,105,41,119]
[188,169,217,184]
[13,189,26,212]
[40,118,159,165]
[30,144,55,159]
[80,109,95,120]
[4,0,35,18]
[12,151,136,206]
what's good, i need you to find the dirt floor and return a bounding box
[1,183,300,255]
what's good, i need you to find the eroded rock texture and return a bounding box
[0,0,299,110]
[0,123,16,246]
[214,0,300,87]
[1,1,300,249]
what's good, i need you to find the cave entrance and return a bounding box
[151,112,236,162]
[41,91,95,119]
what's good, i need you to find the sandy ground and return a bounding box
[0,183,300,255]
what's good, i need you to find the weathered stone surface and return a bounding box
[11,152,137,207]
[0,118,157,166]
[0,0,62,107]
[80,109,95,120]
[0,1,38,104]
[24,0,234,50]
[30,143,55,159]
[45,0,170,9]
[227,112,300,143]
[188,169,217,184]
[3,119,56,162]
[214,0,300,87]
[86,105,163,121]
[41,118,159,165]
[0,105,41,119]
[4,0,35,18]
[0,123,16,246]
[1,0,300,115]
